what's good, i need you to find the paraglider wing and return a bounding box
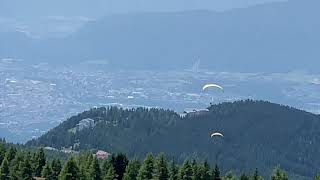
[202,84,224,91]
[210,132,224,138]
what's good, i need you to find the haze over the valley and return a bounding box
[0,0,286,38]
[1,0,320,143]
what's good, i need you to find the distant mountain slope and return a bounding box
[0,0,284,18]
[27,100,320,178]
[1,0,320,72]
[62,0,320,72]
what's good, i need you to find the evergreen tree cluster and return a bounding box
[1,138,319,180]
[0,140,62,180]
[26,100,320,177]
[41,152,267,180]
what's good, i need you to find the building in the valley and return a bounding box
[95,150,111,159]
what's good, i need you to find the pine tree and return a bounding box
[0,158,9,180]
[52,159,62,180]
[78,153,92,180]
[59,157,80,180]
[42,161,53,180]
[5,146,16,163]
[137,154,154,180]
[212,164,221,180]
[270,167,288,180]
[30,152,37,176]
[112,153,128,180]
[86,154,94,170]
[123,159,140,180]
[178,159,192,180]
[251,169,263,180]
[191,160,200,180]
[0,144,5,166]
[79,164,89,180]
[102,159,112,177]
[104,166,117,180]
[9,152,24,180]
[168,160,178,180]
[154,153,168,180]
[89,157,102,180]
[200,161,211,180]
[35,148,46,177]
[222,171,237,180]
[19,153,33,180]
[239,173,249,180]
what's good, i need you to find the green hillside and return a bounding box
[26,100,320,178]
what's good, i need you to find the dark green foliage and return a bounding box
[52,159,62,180]
[123,159,140,180]
[5,146,16,163]
[111,153,128,180]
[9,152,24,180]
[78,152,93,180]
[35,148,46,177]
[42,161,53,180]
[59,157,80,180]
[178,160,193,180]
[26,100,320,178]
[102,158,112,177]
[251,169,263,180]
[191,160,200,180]
[137,154,154,180]
[0,140,316,180]
[199,161,211,180]
[20,153,33,180]
[79,164,89,180]
[89,157,102,180]
[212,164,221,180]
[240,173,250,180]
[270,167,288,180]
[0,144,5,166]
[104,166,117,180]
[168,160,178,180]
[0,158,9,180]
[154,153,168,180]
[222,171,237,180]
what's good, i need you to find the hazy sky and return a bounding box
[1,0,287,18]
[0,0,288,38]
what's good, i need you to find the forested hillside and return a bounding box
[27,100,320,178]
[0,138,297,180]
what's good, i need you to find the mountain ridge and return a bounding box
[26,100,320,178]
[1,0,320,72]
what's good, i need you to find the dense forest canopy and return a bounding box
[0,139,312,180]
[26,100,320,178]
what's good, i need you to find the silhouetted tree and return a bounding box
[137,154,154,180]
[154,153,168,180]
[123,159,140,180]
[35,148,46,177]
[59,157,80,180]
[89,157,102,180]
[42,161,53,180]
[270,167,288,180]
[168,160,178,180]
[0,158,9,180]
[178,159,192,180]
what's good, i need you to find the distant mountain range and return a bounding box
[1,0,319,72]
[27,100,320,178]
[0,0,283,18]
